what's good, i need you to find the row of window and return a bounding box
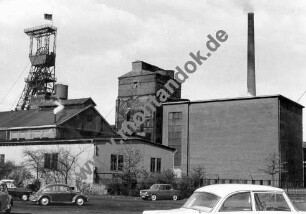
[109,154,162,173]
[220,192,290,212]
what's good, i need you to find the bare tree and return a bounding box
[23,147,87,185]
[259,153,283,182]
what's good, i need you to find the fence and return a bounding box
[202,178,304,189]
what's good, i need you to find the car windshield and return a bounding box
[182,192,220,213]
[150,184,160,190]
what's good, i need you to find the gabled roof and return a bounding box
[38,98,96,108]
[0,106,90,129]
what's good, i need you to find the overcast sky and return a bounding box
[0,0,305,139]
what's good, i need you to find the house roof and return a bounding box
[38,98,96,108]
[0,106,90,129]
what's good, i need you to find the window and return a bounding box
[150,158,162,173]
[156,158,161,173]
[169,112,182,120]
[110,154,124,171]
[110,154,117,171]
[44,153,58,170]
[220,192,252,212]
[0,154,4,165]
[168,111,183,167]
[150,158,156,172]
[118,155,124,171]
[254,193,290,211]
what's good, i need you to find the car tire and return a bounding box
[151,195,157,201]
[173,195,178,201]
[40,197,50,206]
[75,197,85,206]
[21,194,28,201]
[5,207,11,214]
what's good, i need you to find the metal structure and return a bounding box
[16,24,57,110]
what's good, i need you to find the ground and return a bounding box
[8,195,306,214]
[11,196,184,214]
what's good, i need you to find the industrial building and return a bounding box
[162,95,303,183]
[115,60,181,143]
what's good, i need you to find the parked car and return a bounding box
[0,181,13,214]
[0,179,33,201]
[140,184,181,201]
[143,184,300,214]
[29,183,88,206]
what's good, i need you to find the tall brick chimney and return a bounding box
[247,13,256,96]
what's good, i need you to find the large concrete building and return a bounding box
[162,95,304,183]
[115,61,181,143]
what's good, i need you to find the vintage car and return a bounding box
[0,181,13,214]
[143,184,300,214]
[140,184,181,201]
[0,179,33,201]
[29,183,88,206]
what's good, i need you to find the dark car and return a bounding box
[140,184,181,201]
[0,181,13,214]
[1,179,32,201]
[30,183,88,206]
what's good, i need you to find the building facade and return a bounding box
[0,97,175,191]
[162,95,303,183]
[115,61,181,143]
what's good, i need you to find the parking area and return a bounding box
[10,196,185,214]
[8,194,306,214]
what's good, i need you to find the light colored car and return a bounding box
[0,181,13,214]
[143,184,300,214]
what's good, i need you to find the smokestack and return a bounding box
[247,13,256,96]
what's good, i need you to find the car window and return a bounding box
[58,186,70,192]
[150,184,159,190]
[0,184,7,193]
[6,182,16,188]
[254,192,290,211]
[159,185,166,190]
[220,192,252,212]
[183,192,220,213]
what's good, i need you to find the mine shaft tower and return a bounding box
[16,24,57,110]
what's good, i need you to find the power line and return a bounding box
[297,89,306,103]
[0,62,30,109]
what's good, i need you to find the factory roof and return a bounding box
[38,97,96,108]
[0,105,93,129]
[163,94,304,108]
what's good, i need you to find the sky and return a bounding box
[0,0,305,139]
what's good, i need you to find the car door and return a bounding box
[0,184,9,211]
[216,191,254,214]
[157,185,167,199]
[55,186,73,202]
[253,192,295,214]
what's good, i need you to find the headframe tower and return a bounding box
[16,24,57,110]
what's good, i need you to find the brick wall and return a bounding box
[163,96,303,180]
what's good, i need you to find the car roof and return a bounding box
[195,184,284,197]
[0,179,14,182]
[43,183,69,188]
